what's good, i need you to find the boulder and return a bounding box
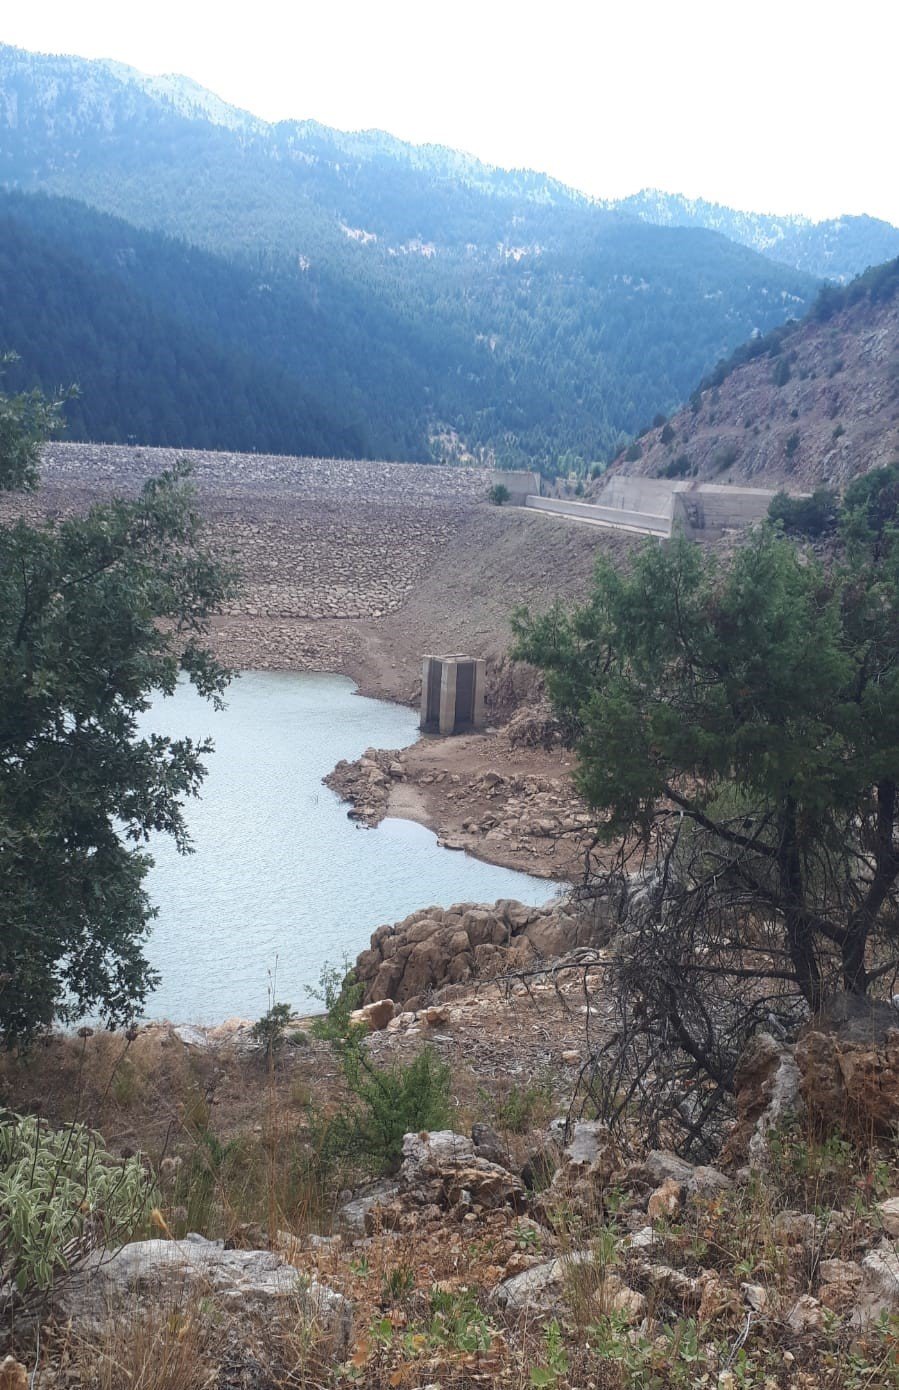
[644,1150,732,1197]
[471,1122,512,1170]
[335,1180,401,1238]
[52,1236,352,1350]
[536,1121,618,1225]
[878,1196,899,1236]
[594,1273,647,1323]
[399,1131,524,1211]
[818,1258,863,1313]
[647,1178,683,1221]
[494,1250,597,1312]
[349,999,395,1032]
[786,1294,826,1336]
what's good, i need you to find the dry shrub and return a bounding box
[72,1299,215,1390]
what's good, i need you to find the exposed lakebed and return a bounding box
[139,671,553,1022]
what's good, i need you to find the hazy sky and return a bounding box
[4,0,897,224]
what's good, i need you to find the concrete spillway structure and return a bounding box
[524,477,779,539]
[420,655,487,736]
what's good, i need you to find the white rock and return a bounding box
[53,1237,352,1350]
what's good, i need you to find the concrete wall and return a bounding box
[593,474,782,539]
[671,483,777,538]
[598,475,678,518]
[487,470,541,504]
[524,495,670,535]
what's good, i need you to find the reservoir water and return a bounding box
[138,671,554,1022]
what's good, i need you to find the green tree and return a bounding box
[514,483,899,1143]
[0,379,234,1045]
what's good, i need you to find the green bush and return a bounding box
[768,488,839,538]
[771,357,792,387]
[0,1111,153,1304]
[660,454,693,479]
[624,441,642,463]
[785,430,800,459]
[323,1046,452,1171]
[488,483,511,506]
[250,1001,293,1058]
[312,965,452,1170]
[660,423,676,445]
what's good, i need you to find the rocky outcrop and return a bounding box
[796,994,899,1133]
[353,898,600,1008]
[721,1031,803,1166]
[398,1130,525,1212]
[325,747,407,825]
[325,746,594,880]
[52,1235,352,1349]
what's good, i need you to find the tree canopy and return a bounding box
[514,471,899,1145]
[0,377,234,1045]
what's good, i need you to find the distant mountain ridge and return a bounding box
[0,42,865,465]
[608,190,899,284]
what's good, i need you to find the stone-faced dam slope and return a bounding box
[4,443,636,708]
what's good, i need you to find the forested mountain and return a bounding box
[0,43,824,466]
[0,194,371,455]
[609,190,899,284]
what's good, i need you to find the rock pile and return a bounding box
[353,898,601,1009]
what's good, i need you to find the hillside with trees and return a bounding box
[0,43,822,467]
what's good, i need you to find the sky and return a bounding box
[3,0,898,224]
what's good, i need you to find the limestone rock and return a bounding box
[494,1250,595,1312]
[818,1258,863,1313]
[53,1237,353,1349]
[645,1150,732,1197]
[647,1178,683,1220]
[786,1294,826,1336]
[399,1131,524,1211]
[623,1225,663,1253]
[741,1281,768,1312]
[851,1243,899,1326]
[336,1181,401,1238]
[471,1123,512,1170]
[537,1121,618,1226]
[594,1273,647,1323]
[877,1196,899,1236]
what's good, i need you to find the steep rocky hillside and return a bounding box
[599,260,899,493]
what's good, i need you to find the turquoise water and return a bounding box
[138,671,553,1022]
